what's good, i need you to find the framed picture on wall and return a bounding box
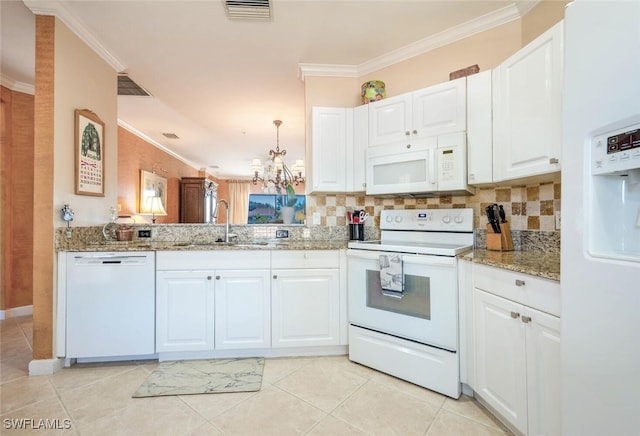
[74,109,105,196]
[139,170,167,212]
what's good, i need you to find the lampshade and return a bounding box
[140,196,167,223]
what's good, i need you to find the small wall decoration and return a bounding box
[140,169,167,211]
[361,80,386,104]
[75,109,105,196]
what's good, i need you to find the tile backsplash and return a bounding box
[306,180,561,232]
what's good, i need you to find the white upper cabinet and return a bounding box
[369,78,466,147]
[368,93,413,146]
[349,104,368,192]
[466,70,494,185]
[310,107,349,193]
[310,106,367,194]
[492,21,563,182]
[413,78,467,138]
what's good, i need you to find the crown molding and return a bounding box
[358,3,522,76]
[0,73,35,94]
[117,119,201,170]
[299,64,359,81]
[515,0,541,17]
[23,0,125,72]
[299,2,525,79]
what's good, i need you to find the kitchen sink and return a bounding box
[171,241,287,249]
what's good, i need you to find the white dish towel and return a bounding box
[379,254,403,292]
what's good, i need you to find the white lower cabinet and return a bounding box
[155,251,271,354]
[155,250,345,356]
[271,250,343,348]
[214,269,271,350]
[156,270,215,352]
[271,268,340,347]
[472,264,560,436]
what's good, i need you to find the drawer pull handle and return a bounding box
[515,279,525,287]
[549,158,559,164]
[412,130,418,135]
[273,275,277,279]
[207,276,212,280]
[405,131,411,136]
[522,316,532,324]
[510,311,520,319]
[215,275,220,280]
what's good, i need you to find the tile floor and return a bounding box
[1,315,510,435]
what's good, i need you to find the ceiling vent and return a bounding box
[117,75,151,96]
[224,0,271,20]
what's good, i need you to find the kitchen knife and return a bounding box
[485,206,501,234]
[492,204,502,233]
[498,204,507,223]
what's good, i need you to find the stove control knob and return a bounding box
[385,215,394,223]
[394,216,402,223]
[454,215,464,224]
[442,215,451,224]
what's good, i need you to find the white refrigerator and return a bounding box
[562,1,640,435]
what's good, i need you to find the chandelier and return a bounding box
[251,120,305,193]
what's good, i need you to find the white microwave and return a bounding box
[365,132,474,196]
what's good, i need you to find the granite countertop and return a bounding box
[65,239,349,252]
[461,249,560,282]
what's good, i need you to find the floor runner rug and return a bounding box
[133,357,264,398]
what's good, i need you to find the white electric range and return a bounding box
[346,208,473,398]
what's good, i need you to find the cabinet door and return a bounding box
[180,179,205,223]
[214,269,271,350]
[272,269,340,348]
[493,21,563,182]
[368,93,412,146]
[474,288,527,434]
[349,104,368,192]
[156,270,215,352]
[467,70,493,184]
[310,107,350,193]
[413,77,466,138]
[525,307,561,436]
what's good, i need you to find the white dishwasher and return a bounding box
[66,251,155,360]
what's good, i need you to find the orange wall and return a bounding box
[117,126,223,223]
[1,86,35,310]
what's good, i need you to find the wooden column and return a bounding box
[32,15,55,359]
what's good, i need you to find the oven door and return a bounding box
[347,249,458,351]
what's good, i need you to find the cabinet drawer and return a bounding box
[271,250,339,269]
[157,250,270,270]
[473,263,560,316]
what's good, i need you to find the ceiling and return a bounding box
[1,0,535,179]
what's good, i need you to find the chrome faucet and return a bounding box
[212,199,230,242]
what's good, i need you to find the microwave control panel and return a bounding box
[592,122,640,175]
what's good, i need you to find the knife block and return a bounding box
[486,222,514,251]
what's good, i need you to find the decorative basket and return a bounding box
[361,80,386,104]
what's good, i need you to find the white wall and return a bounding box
[53,18,117,226]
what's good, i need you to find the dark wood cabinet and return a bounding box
[179,177,217,223]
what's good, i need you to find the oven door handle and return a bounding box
[346,250,386,261]
[348,250,457,267]
[402,254,456,267]
[381,290,404,299]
